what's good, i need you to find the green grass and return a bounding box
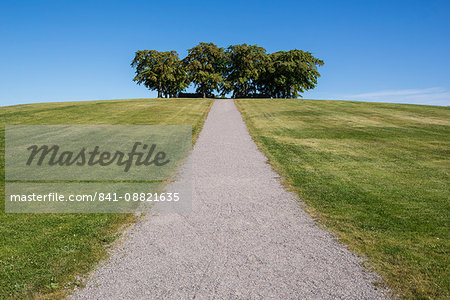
[236,99,450,299]
[0,98,212,299]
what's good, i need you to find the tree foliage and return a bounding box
[224,44,268,98]
[131,44,324,99]
[259,50,324,98]
[131,50,188,98]
[182,42,227,98]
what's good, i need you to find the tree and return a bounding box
[182,42,227,98]
[259,50,324,98]
[131,45,324,99]
[224,44,268,98]
[166,60,189,98]
[131,50,188,98]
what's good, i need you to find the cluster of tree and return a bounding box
[131,43,324,98]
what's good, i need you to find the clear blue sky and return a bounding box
[1,0,449,106]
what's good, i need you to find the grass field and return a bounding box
[236,99,449,299]
[0,98,212,299]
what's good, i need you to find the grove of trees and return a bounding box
[131,43,324,99]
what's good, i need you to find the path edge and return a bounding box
[64,99,215,299]
[234,99,394,299]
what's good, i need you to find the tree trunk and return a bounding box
[158,83,162,98]
[201,84,206,98]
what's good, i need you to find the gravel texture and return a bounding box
[71,99,389,299]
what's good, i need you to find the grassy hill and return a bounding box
[0,98,212,299]
[236,99,449,299]
[1,98,448,299]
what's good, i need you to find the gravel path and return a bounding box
[71,99,389,299]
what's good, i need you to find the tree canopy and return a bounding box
[131,50,188,98]
[223,44,269,98]
[182,42,227,98]
[259,50,324,99]
[131,43,324,98]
